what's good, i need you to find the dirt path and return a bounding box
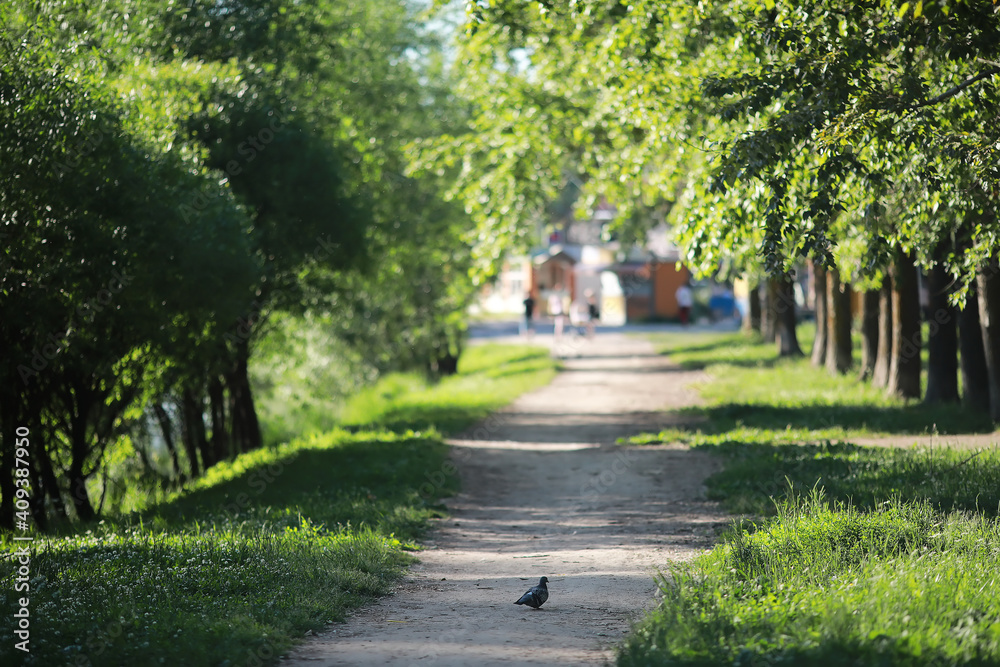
[283,333,728,666]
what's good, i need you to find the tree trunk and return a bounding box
[228,341,263,453]
[25,445,48,531]
[924,258,959,404]
[826,267,853,374]
[208,376,231,463]
[960,293,991,412]
[858,290,880,381]
[180,395,202,479]
[811,263,828,367]
[976,257,1000,422]
[887,250,922,399]
[183,389,212,471]
[773,275,802,356]
[744,283,762,334]
[429,337,462,376]
[67,388,97,522]
[35,433,67,523]
[153,402,183,480]
[872,275,894,388]
[761,280,777,343]
[67,465,95,522]
[0,406,17,530]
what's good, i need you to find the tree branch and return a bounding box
[913,67,1000,110]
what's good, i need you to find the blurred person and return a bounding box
[585,289,599,338]
[548,283,567,348]
[521,290,536,339]
[676,280,693,326]
[570,298,588,337]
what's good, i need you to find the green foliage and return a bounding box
[0,21,261,518]
[249,312,376,447]
[0,0,477,526]
[437,0,1000,296]
[619,497,1000,666]
[248,316,557,445]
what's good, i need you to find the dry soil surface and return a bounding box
[283,333,729,667]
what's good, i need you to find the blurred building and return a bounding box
[472,201,691,324]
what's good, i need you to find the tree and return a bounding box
[2,0,469,525]
[744,283,762,335]
[811,264,828,367]
[761,282,778,344]
[858,289,880,381]
[773,275,803,357]
[959,297,990,412]
[825,268,853,374]
[437,0,1000,326]
[872,276,894,389]
[924,255,959,404]
[977,258,1000,421]
[0,28,260,521]
[887,250,922,399]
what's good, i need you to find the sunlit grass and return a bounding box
[643,327,993,436]
[619,494,1000,667]
[619,329,1000,666]
[339,343,556,432]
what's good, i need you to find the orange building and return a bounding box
[616,260,692,321]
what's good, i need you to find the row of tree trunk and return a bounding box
[747,250,1000,420]
[150,341,263,491]
[6,338,265,529]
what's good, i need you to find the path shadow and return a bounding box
[557,364,693,374]
[554,352,668,362]
[457,411,699,444]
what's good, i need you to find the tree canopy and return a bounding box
[0,0,476,527]
[432,0,1000,293]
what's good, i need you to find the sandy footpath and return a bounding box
[282,333,728,666]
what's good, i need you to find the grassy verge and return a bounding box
[618,329,1000,666]
[631,427,1000,517]
[620,494,1000,666]
[641,327,993,436]
[1,343,555,667]
[339,344,557,432]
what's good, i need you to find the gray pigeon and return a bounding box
[514,576,549,609]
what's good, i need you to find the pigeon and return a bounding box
[514,576,549,609]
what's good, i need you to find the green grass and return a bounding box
[643,327,994,436]
[619,494,1000,666]
[631,426,1000,518]
[339,344,557,432]
[0,343,555,667]
[632,327,1000,517]
[618,329,1000,666]
[701,437,1000,518]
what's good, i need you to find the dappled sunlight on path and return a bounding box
[283,334,727,666]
